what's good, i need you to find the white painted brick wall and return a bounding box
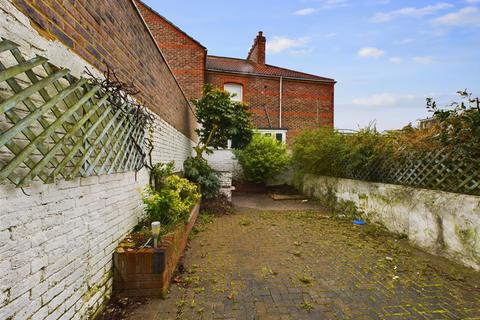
[218,171,233,201]
[0,2,196,319]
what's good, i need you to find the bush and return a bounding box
[343,127,391,175]
[427,90,480,158]
[183,156,220,199]
[142,175,200,227]
[149,161,175,192]
[234,134,290,183]
[292,127,348,176]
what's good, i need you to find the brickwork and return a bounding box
[206,72,334,143]
[0,171,149,320]
[0,3,196,319]
[11,0,197,139]
[246,31,266,65]
[122,199,480,319]
[113,202,200,297]
[135,1,206,101]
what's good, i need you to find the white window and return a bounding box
[257,129,287,143]
[224,83,243,102]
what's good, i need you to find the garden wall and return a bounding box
[0,2,194,319]
[299,175,480,270]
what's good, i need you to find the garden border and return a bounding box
[112,200,201,297]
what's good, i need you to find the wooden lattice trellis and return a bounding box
[0,39,146,187]
[343,147,480,196]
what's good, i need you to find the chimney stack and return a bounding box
[247,31,266,65]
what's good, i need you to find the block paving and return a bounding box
[126,200,480,319]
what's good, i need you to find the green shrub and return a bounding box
[149,161,175,192]
[142,175,200,227]
[344,127,391,175]
[183,156,220,199]
[292,127,348,176]
[234,134,290,183]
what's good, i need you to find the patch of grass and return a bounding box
[261,266,278,278]
[182,275,200,286]
[292,250,302,257]
[193,287,205,294]
[301,301,314,312]
[239,219,252,226]
[176,299,186,308]
[299,274,314,284]
[192,212,215,235]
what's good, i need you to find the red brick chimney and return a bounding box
[247,31,266,65]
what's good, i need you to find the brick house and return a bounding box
[136,1,206,100]
[136,1,335,144]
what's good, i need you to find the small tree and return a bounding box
[191,84,253,159]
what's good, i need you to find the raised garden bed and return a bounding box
[113,200,200,297]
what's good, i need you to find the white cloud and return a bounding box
[323,32,337,38]
[352,93,415,107]
[294,0,349,14]
[294,8,318,15]
[266,36,310,54]
[413,56,434,64]
[371,3,453,23]
[322,0,349,8]
[357,47,385,58]
[289,48,314,56]
[389,57,402,63]
[465,0,480,3]
[393,38,414,45]
[432,6,480,27]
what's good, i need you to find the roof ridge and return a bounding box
[264,63,335,81]
[135,0,206,50]
[206,55,335,82]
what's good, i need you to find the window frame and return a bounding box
[223,83,244,102]
[257,129,287,143]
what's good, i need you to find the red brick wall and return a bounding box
[12,0,196,140]
[136,1,206,101]
[206,71,334,144]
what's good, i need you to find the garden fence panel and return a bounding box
[0,39,146,187]
[341,148,480,196]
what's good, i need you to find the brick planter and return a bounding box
[113,201,200,297]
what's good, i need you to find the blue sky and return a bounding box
[143,0,480,130]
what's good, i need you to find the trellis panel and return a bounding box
[0,39,146,187]
[342,148,480,196]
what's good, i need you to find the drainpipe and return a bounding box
[279,76,283,128]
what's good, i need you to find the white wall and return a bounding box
[204,150,238,173]
[300,175,480,270]
[0,2,195,319]
[0,172,148,320]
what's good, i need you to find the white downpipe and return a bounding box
[279,76,283,128]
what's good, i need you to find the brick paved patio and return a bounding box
[125,195,480,320]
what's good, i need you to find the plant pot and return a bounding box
[112,200,200,297]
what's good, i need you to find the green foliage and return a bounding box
[234,134,290,183]
[142,175,200,228]
[149,161,175,192]
[183,156,220,199]
[191,84,253,158]
[290,90,480,196]
[427,90,480,158]
[291,127,348,176]
[344,127,392,174]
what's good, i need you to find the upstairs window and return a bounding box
[224,83,243,102]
